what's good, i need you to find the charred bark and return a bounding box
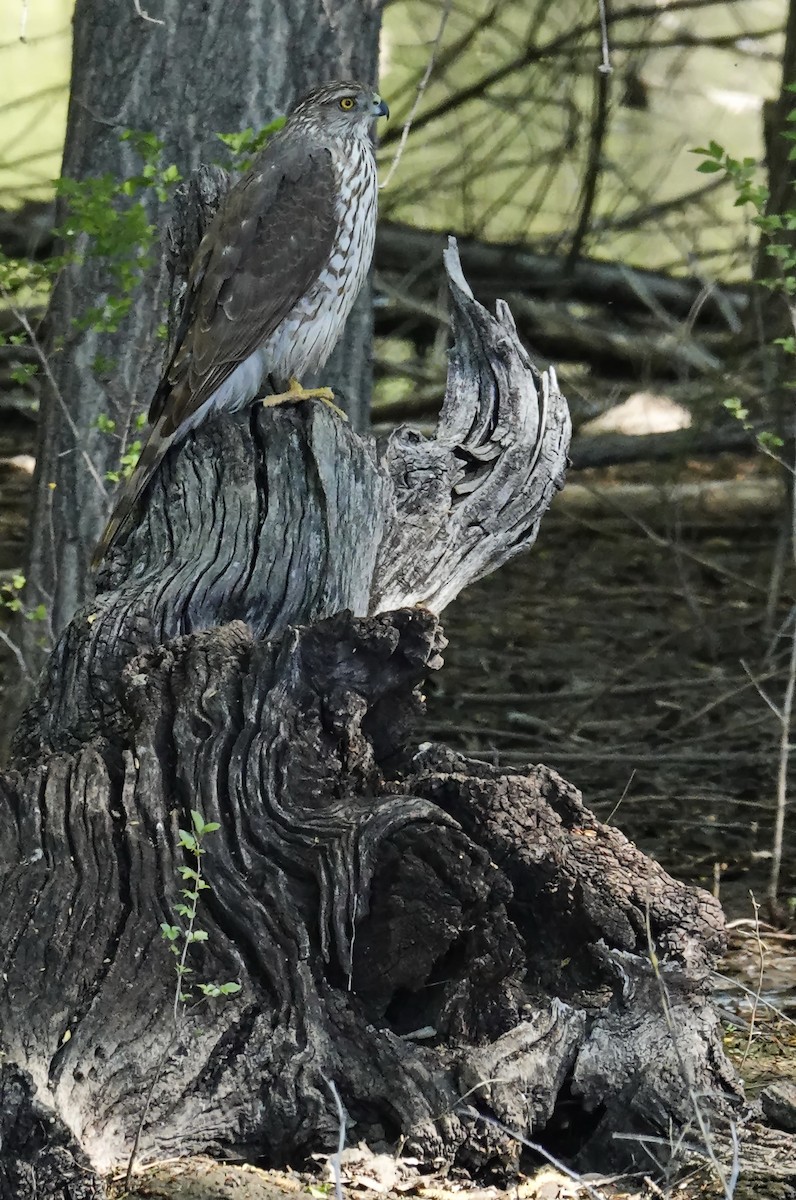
[0,239,748,1198]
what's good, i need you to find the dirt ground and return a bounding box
[425,454,796,928]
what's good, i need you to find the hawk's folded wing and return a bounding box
[150,137,338,437]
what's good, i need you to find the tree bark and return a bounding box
[23,0,381,671]
[0,237,752,1199]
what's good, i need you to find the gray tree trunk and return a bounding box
[22,0,381,676]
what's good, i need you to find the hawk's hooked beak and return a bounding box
[373,95,390,119]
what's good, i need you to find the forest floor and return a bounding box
[423,448,796,1196]
[426,452,796,926]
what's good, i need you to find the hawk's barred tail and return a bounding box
[90,418,173,570]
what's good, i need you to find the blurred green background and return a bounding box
[0,0,785,275]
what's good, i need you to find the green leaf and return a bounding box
[10,364,38,384]
[758,431,784,449]
[160,923,180,941]
[696,160,723,174]
[120,439,142,477]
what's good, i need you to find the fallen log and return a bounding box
[570,422,761,469]
[375,222,750,329]
[556,476,785,526]
[0,229,748,1199]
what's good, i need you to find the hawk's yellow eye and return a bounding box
[339,97,355,110]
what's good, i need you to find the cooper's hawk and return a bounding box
[92,80,388,566]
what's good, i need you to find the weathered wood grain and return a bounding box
[0,240,752,1198]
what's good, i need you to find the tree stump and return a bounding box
[0,239,744,1200]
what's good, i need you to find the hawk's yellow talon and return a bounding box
[263,377,347,420]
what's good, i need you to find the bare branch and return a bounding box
[597,0,612,73]
[380,0,453,190]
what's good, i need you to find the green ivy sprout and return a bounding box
[54,130,182,334]
[723,397,785,451]
[0,573,26,614]
[126,811,240,1188]
[95,413,116,434]
[160,810,241,1016]
[308,1184,335,1199]
[694,115,796,456]
[0,574,47,623]
[694,113,796,291]
[216,116,286,171]
[105,440,143,484]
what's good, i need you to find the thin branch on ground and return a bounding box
[124,1033,180,1191]
[325,1079,347,1200]
[467,1110,610,1200]
[645,904,739,1199]
[738,661,783,721]
[769,603,795,902]
[605,768,636,824]
[739,892,765,1067]
[711,969,796,1029]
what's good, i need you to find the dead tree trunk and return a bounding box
[0,239,744,1199]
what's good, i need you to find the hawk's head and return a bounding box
[289,81,389,138]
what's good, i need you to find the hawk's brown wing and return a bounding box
[92,138,339,568]
[150,136,339,438]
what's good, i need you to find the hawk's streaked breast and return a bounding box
[262,135,378,382]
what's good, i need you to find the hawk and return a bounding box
[92,80,389,566]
